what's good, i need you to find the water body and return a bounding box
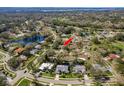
[0,7,124,13]
[10,34,45,45]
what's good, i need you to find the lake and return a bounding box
[10,34,45,45]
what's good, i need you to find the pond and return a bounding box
[10,34,45,45]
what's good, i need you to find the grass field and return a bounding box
[112,41,124,50]
[18,78,31,86]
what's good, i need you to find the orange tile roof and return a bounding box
[15,48,24,53]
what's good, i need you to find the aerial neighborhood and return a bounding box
[0,8,124,86]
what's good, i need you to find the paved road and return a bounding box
[37,77,83,85]
[0,50,14,72]
[0,48,84,85]
[10,70,26,85]
[0,51,11,62]
[10,69,83,85]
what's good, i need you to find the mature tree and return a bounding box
[40,27,53,37]
[114,33,124,41]
[0,76,7,86]
[45,36,54,43]
[116,59,124,75]
[92,37,101,44]
[8,57,20,70]
[53,37,62,49]
[46,49,56,57]
[63,26,75,34]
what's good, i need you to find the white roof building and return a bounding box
[20,55,27,61]
[35,45,41,49]
[30,49,38,55]
[39,63,54,71]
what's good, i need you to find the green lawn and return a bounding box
[112,41,124,50]
[18,78,31,86]
[42,72,55,77]
[60,73,83,78]
[23,56,37,70]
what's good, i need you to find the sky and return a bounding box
[0,0,124,7]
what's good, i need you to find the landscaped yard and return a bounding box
[42,72,55,77]
[18,78,32,86]
[60,73,83,78]
[112,41,124,50]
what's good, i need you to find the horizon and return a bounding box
[0,7,124,13]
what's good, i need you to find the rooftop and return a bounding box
[39,63,54,71]
[14,48,24,53]
[73,65,86,73]
[55,65,69,74]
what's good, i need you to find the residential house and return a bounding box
[20,55,28,61]
[35,45,41,49]
[109,54,120,59]
[92,64,106,72]
[14,47,24,55]
[55,65,69,74]
[39,63,54,71]
[78,51,90,61]
[30,49,38,55]
[104,54,120,61]
[73,65,86,73]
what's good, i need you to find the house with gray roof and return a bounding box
[73,65,86,73]
[92,64,107,72]
[55,65,69,74]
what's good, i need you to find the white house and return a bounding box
[39,63,54,71]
